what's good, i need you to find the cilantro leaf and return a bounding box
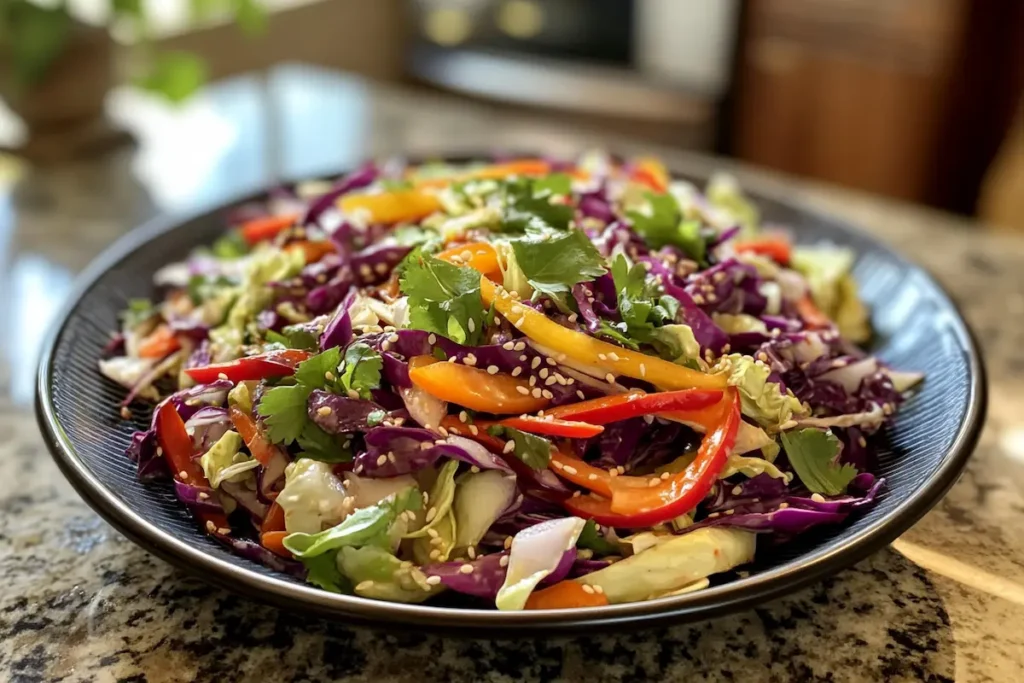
[595,321,640,350]
[293,347,341,388]
[511,230,607,299]
[258,384,310,444]
[531,173,572,197]
[606,254,678,349]
[577,519,618,556]
[780,428,858,496]
[301,552,351,593]
[626,192,707,264]
[501,178,574,233]
[211,231,249,259]
[339,342,383,400]
[121,298,156,328]
[400,255,485,344]
[486,425,552,470]
[297,422,353,463]
[266,324,319,351]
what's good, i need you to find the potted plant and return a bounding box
[0,0,266,162]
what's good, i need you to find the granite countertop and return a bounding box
[2,67,1023,682]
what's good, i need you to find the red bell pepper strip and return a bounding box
[240,213,300,244]
[525,580,609,609]
[229,406,280,467]
[137,324,182,359]
[155,402,232,532]
[549,449,614,498]
[733,237,792,265]
[184,349,311,384]
[563,390,740,527]
[497,415,603,439]
[629,157,669,193]
[545,389,723,425]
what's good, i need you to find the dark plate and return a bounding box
[36,161,986,634]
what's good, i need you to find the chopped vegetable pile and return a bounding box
[101,153,921,609]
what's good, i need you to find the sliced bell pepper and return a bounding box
[408,355,549,414]
[549,449,614,498]
[563,390,739,527]
[286,240,336,264]
[733,237,791,265]
[796,295,832,329]
[630,157,669,193]
[260,531,293,558]
[240,213,299,244]
[525,580,609,609]
[497,415,603,439]
[261,501,286,534]
[338,189,441,225]
[184,349,311,384]
[413,159,552,189]
[439,415,507,451]
[480,278,726,391]
[137,324,181,359]
[545,389,723,425]
[436,241,501,279]
[229,406,280,467]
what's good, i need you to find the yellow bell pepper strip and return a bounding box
[525,580,609,609]
[412,159,552,189]
[562,390,739,528]
[137,324,181,359]
[479,277,727,391]
[408,355,550,414]
[436,241,502,279]
[240,213,300,244]
[338,189,442,225]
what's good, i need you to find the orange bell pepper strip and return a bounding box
[480,278,727,391]
[630,157,670,193]
[260,531,293,559]
[796,295,832,329]
[137,324,181,359]
[240,213,299,244]
[229,406,281,467]
[733,237,791,265]
[549,449,614,498]
[497,416,603,439]
[436,241,501,279]
[286,240,336,264]
[412,159,552,189]
[261,501,286,534]
[525,580,609,609]
[408,355,549,414]
[338,189,442,225]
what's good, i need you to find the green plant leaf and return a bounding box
[137,51,208,104]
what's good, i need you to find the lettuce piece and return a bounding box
[650,324,702,365]
[714,354,806,430]
[791,247,870,343]
[198,432,256,488]
[734,422,781,462]
[338,546,442,603]
[497,517,586,611]
[276,459,352,534]
[575,528,755,603]
[720,454,789,481]
[493,239,534,300]
[452,470,517,549]
[284,486,421,557]
[403,459,459,539]
[711,313,768,335]
[706,173,759,233]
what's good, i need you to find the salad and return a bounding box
[100,153,921,610]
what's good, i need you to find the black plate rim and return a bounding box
[35,161,987,633]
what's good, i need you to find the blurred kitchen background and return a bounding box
[0,0,1023,407]
[0,0,1021,224]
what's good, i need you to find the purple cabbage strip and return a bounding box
[302,162,378,229]
[571,283,602,333]
[351,243,413,286]
[173,481,224,514]
[307,389,383,433]
[319,287,357,350]
[352,427,512,478]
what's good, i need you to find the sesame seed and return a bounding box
[563,465,578,475]
[551,460,564,469]
[532,388,543,398]
[430,536,444,546]
[541,389,553,399]
[858,436,867,448]
[467,547,477,559]
[217,372,229,381]
[605,373,616,384]
[156,447,164,457]
[469,424,479,435]
[205,521,216,532]
[593,585,604,595]
[504,536,514,550]
[588,473,598,481]
[487,365,499,375]
[425,507,438,522]
[516,386,530,395]
[519,354,528,362]
[597,353,607,361]
[388,333,400,344]
[539,368,549,379]
[581,584,595,594]
[388,452,397,464]
[427,333,437,345]
[438,426,449,437]
[608,352,621,362]
[427,527,439,538]
[810,493,826,503]
[197,492,209,500]
[545,376,557,386]
[499,554,510,567]
[470,465,480,473]
[429,549,441,560]
[376,454,387,466]
[531,357,541,370]
[503,341,515,350]
[459,564,474,574]
[464,353,477,366]
[515,317,526,327]
[510,305,524,317]
[503,440,516,454]
[529,376,537,387]
[179,470,189,481]
[708,512,720,519]
[468,318,476,333]
[577,390,586,400]
[609,469,619,477]
[426,575,442,586]
[325,371,335,381]
[648,477,661,486]
[514,342,526,351]
[617,466,626,474]
[512,366,523,377]
[778,502,790,509]
[317,406,333,416]
[459,411,468,422]
[639,364,647,377]
[568,313,579,323]
[347,389,360,400]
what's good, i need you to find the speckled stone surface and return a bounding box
[2,68,1023,682]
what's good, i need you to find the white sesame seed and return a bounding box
[459,564,474,574]
[504,536,514,550]
[551,460,564,469]
[179,470,189,481]
[429,549,441,560]
[577,390,586,400]
[810,493,826,503]
[317,406,333,417]
[487,365,499,375]
[376,454,388,466]
[588,473,598,481]
[529,376,537,387]
[197,492,209,500]
[388,452,397,464]
[426,333,437,345]
[467,318,476,333]
[609,469,619,477]
[459,411,468,423]
[639,364,646,378]
[425,507,438,522]
[519,354,528,362]
[503,440,516,454]
[858,436,867,448]
[467,547,477,559]
[470,465,480,473]
[732,485,743,496]
[499,554,510,567]
[593,585,604,595]
[563,465,579,475]
[581,584,595,594]
[205,521,216,532]
[778,502,790,509]
[464,353,477,366]
[725,509,735,516]
[469,424,479,435]
[608,352,620,362]
[438,426,449,438]
[531,357,541,370]
[617,466,626,474]
[426,575,442,586]
[539,368,549,379]
[388,333,400,344]
[324,371,335,381]
[347,389,360,400]
[516,386,530,395]
[605,373,616,384]
[503,341,515,350]
[511,366,523,377]
[532,388,543,398]
[514,342,527,352]
[541,389,553,399]
[597,353,607,361]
